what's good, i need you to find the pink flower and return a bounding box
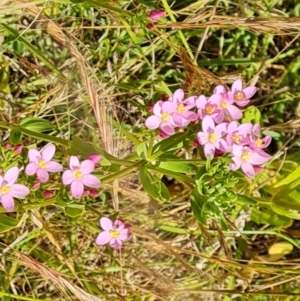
[249,124,272,152]
[170,89,198,127]
[0,167,30,212]
[227,79,256,107]
[145,100,176,136]
[96,217,132,249]
[196,94,221,121]
[229,145,271,178]
[216,93,243,123]
[197,115,229,159]
[149,10,166,21]
[87,153,101,165]
[62,156,101,199]
[25,144,63,183]
[226,121,252,147]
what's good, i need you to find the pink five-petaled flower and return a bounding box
[149,10,166,21]
[229,145,271,178]
[170,89,198,127]
[249,124,272,152]
[197,115,229,159]
[226,121,252,148]
[62,156,101,199]
[25,144,63,183]
[227,79,256,107]
[96,217,132,250]
[213,85,243,123]
[145,100,176,136]
[0,167,30,212]
[196,94,221,122]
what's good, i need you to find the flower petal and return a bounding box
[229,157,242,171]
[202,115,215,133]
[243,86,256,99]
[62,170,74,185]
[80,160,95,174]
[41,144,55,161]
[227,105,243,120]
[4,167,19,185]
[153,101,163,115]
[161,101,176,113]
[37,169,49,183]
[241,162,255,178]
[171,89,184,103]
[195,95,207,109]
[25,162,37,176]
[100,217,113,231]
[119,228,131,241]
[82,174,101,188]
[197,132,208,145]
[160,122,175,136]
[204,143,215,159]
[110,239,122,249]
[214,85,227,94]
[28,149,41,162]
[145,115,161,129]
[1,194,15,212]
[71,180,84,199]
[10,184,30,198]
[95,231,111,245]
[46,161,63,172]
[69,156,80,170]
[231,79,242,92]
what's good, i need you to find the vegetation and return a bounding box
[0,0,300,300]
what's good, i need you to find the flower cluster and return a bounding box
[145,79,272,178]
[0,143,132,250]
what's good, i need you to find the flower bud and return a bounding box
[149,10,166,21]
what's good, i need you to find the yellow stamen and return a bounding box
[73,169,83,179]
[110,229,120,238]
[241,150,251,162]
[38,160,47,169]
[256,139,262,147]
[176,103,186,113]
[208,133,217,143]
[0,185,11,195]
[161,112,170,121]
[205,105,215,115]
[232,134,241,144]
[220,99,228,108]
[234,91,244,101]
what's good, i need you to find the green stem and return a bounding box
[0,291,51,301]
[101,160,146,183]
[161,0,194,60]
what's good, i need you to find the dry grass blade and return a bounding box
[178,46,222,95]
[14,251,105,301]
[158,16,300,35]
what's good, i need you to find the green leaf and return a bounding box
[9,128,22,144]
[136,142,149,160]
[65,204,85,217]
[274,166,300,188]
[139,165,170,201]
[241,105,261,123]
[19,117,54,133]
[151,132,186,158]
[251,207,292,228]
[158,153,198,174]
[190,187,207,224]
[139,165,160,200]
[236,194,257,205]
[0,214,19,233]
